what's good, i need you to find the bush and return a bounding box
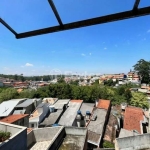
[103,141,114,148]
[0,130,11,142]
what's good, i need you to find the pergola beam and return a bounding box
[0,18,17,36]
[133,0,140,10]
[16,6,150,39]
[48,0,63,26]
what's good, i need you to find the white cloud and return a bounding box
[81,53,86,56]
[25,63,33,67]
[104,47,107,50]
[3,67,10,71]
[147,30,150,33]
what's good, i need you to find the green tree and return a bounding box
[130,92,149,109]
[124,89,132,104]
[133,59,150,83]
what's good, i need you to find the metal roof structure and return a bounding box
[0,99,25,117]
[15,99,34,108]
[0,0,150,39]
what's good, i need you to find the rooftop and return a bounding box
[0,114,29,124]
[39,110,63,127]
[58,100,83,126]
[123,106,144,133]
[70,100,83,103]
[87,108,107,146]
[97,99,111,110]
[0,99,26,117]
[79,103,94,115]
[54,99,70,109]
[15,99,34,108]
[119,128,139,138]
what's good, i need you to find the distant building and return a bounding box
[0,81,3,87]
[0,114,29,127]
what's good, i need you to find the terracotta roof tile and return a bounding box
[70,100,83,103]
[97,99,111,110]
[0,114,29,124]
[123,106,144,133]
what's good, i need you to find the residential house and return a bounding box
[0,81,3,87]
[0,99,26,118]
[58,100,83,126]
[0,122,27,150]
[14,99,35,115]
[29,103,50,128]
[123,106,148,134]
[39,99,70,127]
[87,99,111,149]
[0,114,29,127]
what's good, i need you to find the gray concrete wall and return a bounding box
[65,127,87,136]
[33,126,63,142]
[49,128,66,150]
[0,123,27,150]
[115,133,150,150]
[27,130,35,148]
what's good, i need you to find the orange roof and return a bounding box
[70,100,83,103]
[123,107,144,133]
[97,99,111,110]
[17,88,23,93]
[0,114,29,124]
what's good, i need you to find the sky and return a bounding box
[0,0,150,76]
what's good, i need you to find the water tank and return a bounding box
[85,111,91,121]
[52,124,59,127]
[49,105,55,113]
[95,100,99,107]
[76,110,82,127]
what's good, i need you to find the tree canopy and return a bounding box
[133,59,150,83]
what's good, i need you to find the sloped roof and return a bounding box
[0,114,29,124]
[15,99,34,108]
[0,99,25,117]
[97,99,111,110]
[123,106,144,133]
